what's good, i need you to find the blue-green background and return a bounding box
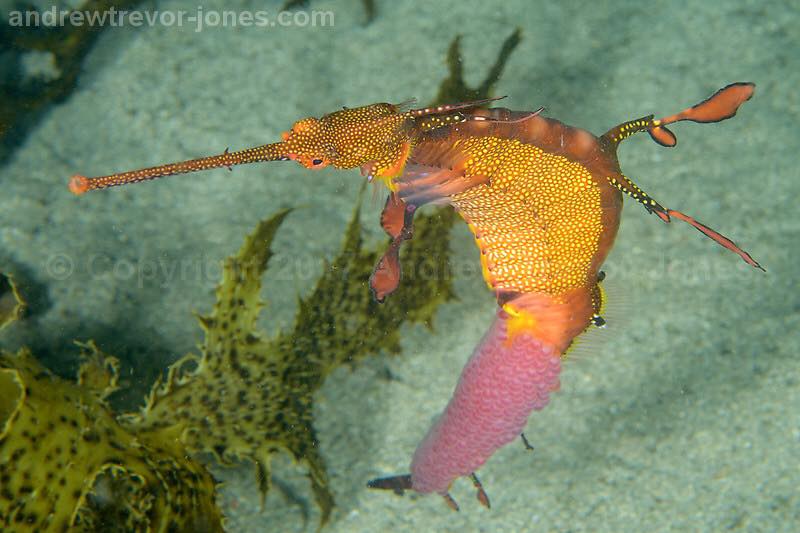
[1,1,797,531]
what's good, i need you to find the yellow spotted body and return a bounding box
[449,136,603,295]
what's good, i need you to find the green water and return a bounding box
[1,1,797,531]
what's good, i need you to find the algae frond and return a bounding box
[0,342,222,532]
[435,27,522,104]
[281,0,375,24]
[0,1,141,158]
[0,273,25,330]
[122,194,455,526]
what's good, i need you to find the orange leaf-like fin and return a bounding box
[667,208,764,271]
[658,82,755,126]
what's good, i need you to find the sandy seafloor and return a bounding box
[1,0,798,531]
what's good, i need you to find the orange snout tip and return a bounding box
[68,175,89,195]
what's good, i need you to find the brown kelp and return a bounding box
[121,197,455,527]
[0,273,25,330]
[0,340,222,532]
[435,28,522,104]
[0,1,140,159]
[281,0,376,25]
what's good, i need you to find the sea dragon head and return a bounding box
[276,103,414,178]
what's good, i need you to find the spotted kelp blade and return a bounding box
[121,210,317,513]
[124,191,456,529]
[0,273,25,330]
[0,347,222,531]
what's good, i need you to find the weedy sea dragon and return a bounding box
[69,82,762,510]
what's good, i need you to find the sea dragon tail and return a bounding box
[369,290,591,509]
